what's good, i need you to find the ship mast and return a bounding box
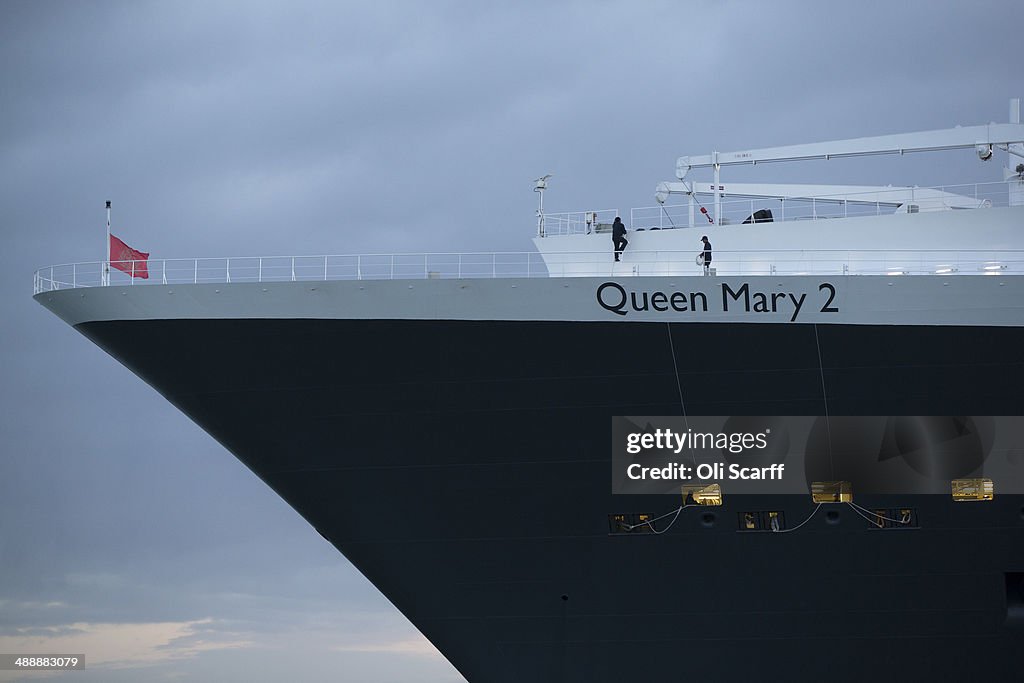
[534,174,551,237]
[1007,98,1024,207]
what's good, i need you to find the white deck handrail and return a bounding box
[33,249,1024,294]
[541,181,1010,236]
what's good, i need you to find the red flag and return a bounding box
[109,234,149,279]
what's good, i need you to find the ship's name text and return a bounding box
[596,281,839,322]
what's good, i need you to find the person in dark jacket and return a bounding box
[612,217,628,262]
[700,235,712,275]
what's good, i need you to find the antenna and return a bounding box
[104,200,112,286]
[534,174,552,237]
[1008,98,1023,207]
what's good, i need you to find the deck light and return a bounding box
[951,478,994,502]
[681,483,723,506]
[810,481,853,503]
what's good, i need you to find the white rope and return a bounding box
[665,324,696,467]
[623,500,903,537]
[624,504,695,535]
[846,503,885,528]
[772,503,823,533]
[846,501,912,527]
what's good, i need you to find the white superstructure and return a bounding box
[535,99,1024,278]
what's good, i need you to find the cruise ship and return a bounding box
[35,101,1024,681]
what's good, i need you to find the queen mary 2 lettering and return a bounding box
[595,280,838,321]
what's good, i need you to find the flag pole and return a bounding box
[104,200,111,286]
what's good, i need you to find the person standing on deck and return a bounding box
[701,235,712,275]
[612,217,628,262]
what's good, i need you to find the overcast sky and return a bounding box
[2,1,1022,681]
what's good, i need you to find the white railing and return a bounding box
[32,249,1024,294]
[33,252,551,294]
[541,181,1010,236]
[539,208,620,237]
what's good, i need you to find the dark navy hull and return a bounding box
[76,319,1024,682]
